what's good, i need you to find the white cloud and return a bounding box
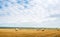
[0,0,60,27]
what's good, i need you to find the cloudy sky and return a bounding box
[0,0,60,28]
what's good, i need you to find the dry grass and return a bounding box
[0,28,60,37]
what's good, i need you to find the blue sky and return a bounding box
[0,0,60,28]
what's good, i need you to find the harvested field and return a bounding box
[0,28,60,37]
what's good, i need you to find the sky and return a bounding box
[0,0,60,28]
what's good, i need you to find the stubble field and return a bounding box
[0,28,60,37]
